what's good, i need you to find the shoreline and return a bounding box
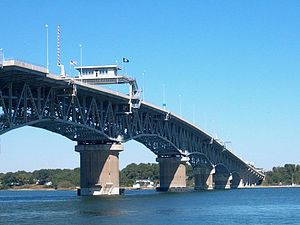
[2,185,300,191]
[2,188,77,191]
[0,185,77,191]
[243,184,300,189]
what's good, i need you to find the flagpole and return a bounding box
[123,60,126,75]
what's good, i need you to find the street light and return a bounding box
[142,71,145,100]
[45,24,49,72]
[222,141,232,152]
[0,48,3,69]
[163,84,166,110]
[179,94,182,117]
[193,104,196,124]
[79,44,83,77]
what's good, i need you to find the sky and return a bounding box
[0,0,300,172]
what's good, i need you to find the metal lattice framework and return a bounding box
[0,60,264,184]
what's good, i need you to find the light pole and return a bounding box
[79,44,83,77]
[179,94,182,117]
[193,104,196,124]
[222,141,232,152]
[163,84,166,110]
[45,24,49,72]
[142,71,145,100]
[0,48,3,69]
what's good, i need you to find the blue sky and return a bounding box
[0,0,300,172]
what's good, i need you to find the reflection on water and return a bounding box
[79,196,126,217]
[1,188,300,225]
[81,209,125,217]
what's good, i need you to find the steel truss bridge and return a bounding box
[0,60,264,193]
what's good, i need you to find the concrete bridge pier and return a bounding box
[194,167,215,190]
[248,174,259,187]
[214,173,232,189]
[214,165,232,190]
[242,172,254,187]
[75,143,123,196]
[231,172,243,189]
[231,178,244,189]
[156,155,188,192]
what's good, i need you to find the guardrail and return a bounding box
[2,59,48,73]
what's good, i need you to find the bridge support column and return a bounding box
[249,174,258,187]
[214,173,232,190]
[231,178,244,189]
[194,167,215,190]
[156,156,188,192]
[231,173,243,189]
[75,143,123,196]
[242,173,252,187]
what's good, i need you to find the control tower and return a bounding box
[74,64,141,110]
[74,65,121,85]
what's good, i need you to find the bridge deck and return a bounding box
[0,60,265,180]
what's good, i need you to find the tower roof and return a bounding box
[74,65,121,71]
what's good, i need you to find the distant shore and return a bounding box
[1,184,300,191]
[0,184,77,191]
[244,184,300,189]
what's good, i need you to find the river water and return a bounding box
[0,188,300,225]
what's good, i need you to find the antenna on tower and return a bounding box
[57,25,65,77]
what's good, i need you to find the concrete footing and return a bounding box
[75,143,123,196]
[194,167,215,190]
[231,178,244,189]
[156,156,187,192]
[214,173,232,190]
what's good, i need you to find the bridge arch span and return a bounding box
[214,163,232,189]
[0,62,265,195]
[188,152,213,169]
[0,126,77,172]
[214,163,230,174]
[231,171,242,189]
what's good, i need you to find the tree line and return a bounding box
[262,164,300,185]
[0,163,194,189]
[1,163,299,189]
[0,168,80,189]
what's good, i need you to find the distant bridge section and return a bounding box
[0,60,264,195]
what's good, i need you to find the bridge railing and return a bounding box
[2,59,48,74]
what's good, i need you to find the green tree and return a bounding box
[32,169,51,184]
[263,164,300,185]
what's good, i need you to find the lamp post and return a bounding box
[45,24,49,72]
[222,141,232,152]
[79,44,83,77]
[163,84,166,110]
[193,104,196,124]
[142,71,145,100]
[0,48,3,69]
[179,94,182,117]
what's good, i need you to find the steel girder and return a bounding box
[0,65,264,184]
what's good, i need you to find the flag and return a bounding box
[70,60,77,66]
[122,57,129,63]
